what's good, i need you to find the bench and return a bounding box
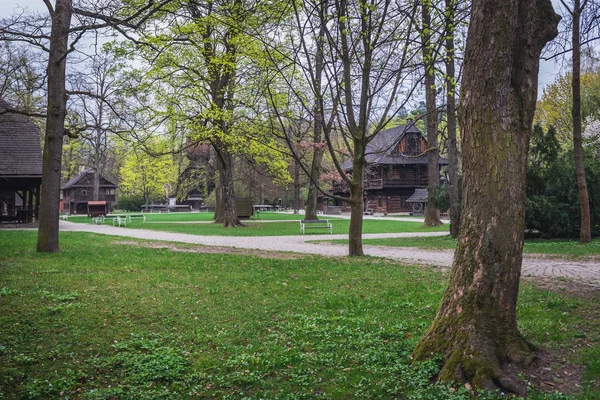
[111,215,127,227]
[127,214,146,222]
[364,209,374,215]
[300,219,332,234]
[92,216,105,225]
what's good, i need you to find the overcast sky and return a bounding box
[0,0,566,95]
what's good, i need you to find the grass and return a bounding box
[1,230,598,399]
[66,212,448,236]
[326,235,600,258]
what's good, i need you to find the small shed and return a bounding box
[406,188,428,214]
[235,197,254,219]
[0,100,42,223]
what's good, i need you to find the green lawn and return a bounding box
[326,235,600,258]
[0,231,598,399]
[66,212,448,236]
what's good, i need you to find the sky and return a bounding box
[0,0,567,96]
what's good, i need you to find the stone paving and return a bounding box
[57,220,600,288]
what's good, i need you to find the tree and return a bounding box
[36,0,73,253]
[69,50,125,201]
[1,0,175,252]
[421,0,443,227]
[444,0,461,237]
[560,0,598,243]
[120,142,178,205]
[123,0,290,227]
[266,0,423,256]
[412,0,559,394]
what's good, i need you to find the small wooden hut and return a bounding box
[61,169,117,216]
[0,100,42,223]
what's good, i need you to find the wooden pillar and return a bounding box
[27,189,34,223]
[34,186,40,221]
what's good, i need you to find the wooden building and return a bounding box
[333,123,447,214]
[0,100,42,223]
[61,169,117,216]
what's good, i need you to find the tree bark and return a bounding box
[304,9,326,221]
[571,0,592,243]
[445,0,460,238]
[422,0,443,227]
[213,144,242,227]
[37,0,72,253]
[348,140,365,256]
[293,159,300,214]
[412,0,559,393]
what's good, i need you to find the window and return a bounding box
[106,188,115,195]
[81,190,88,195]
[405,133,421,155]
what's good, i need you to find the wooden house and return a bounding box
[333,123,447,214]
[61,169,117,216]
[0,100,42,223]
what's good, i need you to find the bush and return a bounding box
[117,194,146,212]
[526,148,600,238]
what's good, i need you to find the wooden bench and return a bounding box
[300,219,332,234]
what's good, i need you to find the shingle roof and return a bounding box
[62,168,117,189]
[0,99,42,177]
[340,123,448,169]
[406,188,429,203]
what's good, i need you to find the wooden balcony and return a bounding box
[334,178,428,192]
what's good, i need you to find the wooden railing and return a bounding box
[334,178,428,192]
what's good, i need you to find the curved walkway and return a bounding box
[59,221,600,288]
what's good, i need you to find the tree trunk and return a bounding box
[213,145,242,227]
[293,160,300,215]
[422,0,443,227]
[37,0,72,253]
[571,0,592,243]
[446,0,460,238]
[412,0,559,394]
[348,141,365,256]
[304,12,326,221]
[92,166,100,201]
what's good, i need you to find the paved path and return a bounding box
[59,221,600,288]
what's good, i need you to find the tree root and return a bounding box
[413,327,536,396]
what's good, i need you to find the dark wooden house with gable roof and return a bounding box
[0,100,42,223]
[333,123,447,213]
[61,169,117,216]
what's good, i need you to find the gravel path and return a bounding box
[59,220,600,288]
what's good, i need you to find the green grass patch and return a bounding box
[328,235,600,258]
[67,213,448,236]
[0,230,598,399]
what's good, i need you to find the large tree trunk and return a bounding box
[348,140,365,256]
[445,0,460,238]
[412,0,559,394]
[422,0,443,227]
[213,145,242,227]
[571,0,592,243]
[37,0,72,253]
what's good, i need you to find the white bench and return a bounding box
[112,215,127,227]
[300,219,332,234]
[127,214,146,222]
[92,216,105,225]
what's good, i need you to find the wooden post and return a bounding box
[27,189,34,223]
